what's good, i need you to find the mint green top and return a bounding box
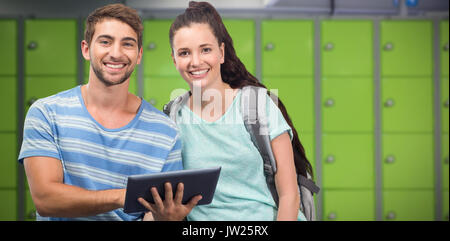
[176,90,306,221]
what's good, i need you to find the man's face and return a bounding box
[82,18,142,86]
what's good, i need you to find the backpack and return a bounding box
[163,86,320,221]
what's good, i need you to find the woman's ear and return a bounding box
[220,42,225,64]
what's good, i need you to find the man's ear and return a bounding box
[136,46,143,65]
[81,40,90,61]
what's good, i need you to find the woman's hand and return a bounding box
[138,182,202,221]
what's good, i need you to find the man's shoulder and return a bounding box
[32,86,80,109]
[139,99,179,133]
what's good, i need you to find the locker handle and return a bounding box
[444,42,449,52]
[385,155,395,164]
[445,157,449,165]
[384,99,395,108]
[27,41,38,50]
[386,211,396,220]
[265,43,275,51]
[444,99,449,108]
[384,42,394,51]
[325,155,335,163]
[324,42,334,51]
[148,42,156,50]
[324,98,334,107]
[327,212,337,220]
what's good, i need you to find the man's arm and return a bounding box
[24,156,125,218]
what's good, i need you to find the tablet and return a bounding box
[123,167,221,214]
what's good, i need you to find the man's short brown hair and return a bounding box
[85,3,143,49]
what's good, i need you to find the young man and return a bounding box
[18,3,200,221]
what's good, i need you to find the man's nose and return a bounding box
[109,43,123,59]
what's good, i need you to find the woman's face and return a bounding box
[171,23,224,90]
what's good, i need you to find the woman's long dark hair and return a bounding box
[169,1,313,179]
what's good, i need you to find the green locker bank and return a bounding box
[0,4,448,221]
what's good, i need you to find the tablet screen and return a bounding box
[123,167,221,214]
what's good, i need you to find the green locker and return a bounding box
[25,19,77,75]
[0,190,17,221]
[25,76,77,112]
[381,20,433,77]
[223,19,255,75]
[263,77,314,133]
[443,134,449,190]
[262,20,314,77]
[322,77,373,132]
[321,20,373,77]
[382,133,434,189]
[143,20,178,77]
[0,133,17,188]
[443,78,449,133]
[383,190,434,221]
[0,77,17,132]
[382,77,433,133]
[0,20,17,75]
[144,76,189,111]
[298,132,315,171]
[441,21,449,77]
[323,190,375,221]
[322,134,374,189]
[443,190,449,221]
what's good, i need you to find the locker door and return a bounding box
[443,190,449,221]
[442,78,449,133]
[321,20,373,76]
[381,21,433,77]
[263,77,314,133]
[322,77,373,132]
[323,190,375,221]
[25,19,77,75]
[25,76,77,112]
[382,77,433,133]
[0,20,17,75]
[0,190,17,221]
[262,20,314,77]
[223,20,255,75]
[322,134,374,189]
[0,133,17,189]
[441,21,449,77]
[443,134,449,190]
[143,20,178,77]
[0,77,17,132]
[144,76,189,110]
[382,134,434,189]
[383,190,434,221]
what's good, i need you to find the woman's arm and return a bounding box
[271,132,300,221]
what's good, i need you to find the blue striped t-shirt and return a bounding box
[18,86,183,221]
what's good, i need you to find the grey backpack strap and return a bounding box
[241,86,279,206]
[163,91,191,121]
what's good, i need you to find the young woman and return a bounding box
[144,1,314,221]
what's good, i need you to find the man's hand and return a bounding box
[138,182,202,221]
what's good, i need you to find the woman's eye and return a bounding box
[179,51,189,57]
[202,48,212,53]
